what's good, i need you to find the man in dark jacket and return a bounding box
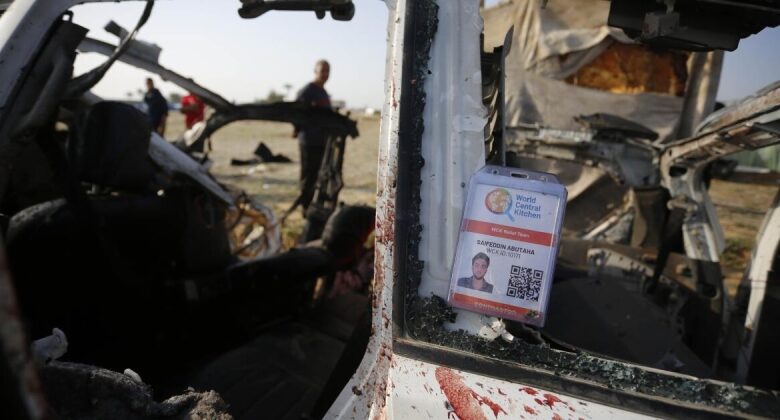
[144,78,168,136]
[294,60,332,213]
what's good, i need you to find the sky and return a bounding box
[719,28,780,101]
[71,0,390,108]
[71,0,779,108]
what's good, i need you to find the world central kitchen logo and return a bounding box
[485,188,543,221]
[484,188,514,221]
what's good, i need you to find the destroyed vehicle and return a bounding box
[478,0,780,387]
[346,0,779,418]
[0,1,375,419]
[2,0,780,419]
[74,21,360,242]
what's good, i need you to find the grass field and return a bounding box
[167,112,778,294]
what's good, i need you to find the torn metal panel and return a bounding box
[506,125,660,187]
[77,37,234,112]
[0,1,151,111]
[581,196,635,243]
[587,246,657,282]
[147,133,234,207]
[660,84,780,263]
[64,0,154,99]
[0,0,71,111]
[697,81,780,135]
[225,193,281,259]
[187,102,358,153]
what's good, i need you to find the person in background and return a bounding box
[180,92,206,130]
[293,59,331,214]
[144,78,168,136]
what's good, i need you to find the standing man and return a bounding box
[180,92,206,130]
[294,59,331,213]
[457,253,494,293]
[144,78,168,136]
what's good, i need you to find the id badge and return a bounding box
[448,165,567,327]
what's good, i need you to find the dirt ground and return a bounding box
[166,112,379,246]
[710,179,778,294]
[167,112,777,294]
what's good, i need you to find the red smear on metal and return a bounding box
[520,387,538,396]
[534,398,543,406]
[375,343,392,362]
[542,393,564,408]
[523,405,536,415]
[435,367,507,420]
[372,244,384,311]
[391,78,398,109]
[552,414,563,420]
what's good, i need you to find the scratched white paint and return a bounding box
[390,355,656,419]
[0,0,143,110]
[411,0,511,342]
[416,0,488,318]
[324,0,404,415]
[738,189,780,382]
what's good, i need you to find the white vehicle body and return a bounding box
[326,0,780,418]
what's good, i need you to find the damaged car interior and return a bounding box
[1,0,780,418]
[485,0,780,387]
[1,0,375,419]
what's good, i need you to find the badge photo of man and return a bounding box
[457,252,494,293]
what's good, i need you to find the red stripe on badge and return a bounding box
[463,219,553,246]
[451,293,532,318]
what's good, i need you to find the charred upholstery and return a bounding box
[68,101,157,191]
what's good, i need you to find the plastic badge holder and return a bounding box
[447,165,567,327]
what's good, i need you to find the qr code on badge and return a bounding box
[506,265,543,302]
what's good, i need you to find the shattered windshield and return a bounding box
[394,0,780,416]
